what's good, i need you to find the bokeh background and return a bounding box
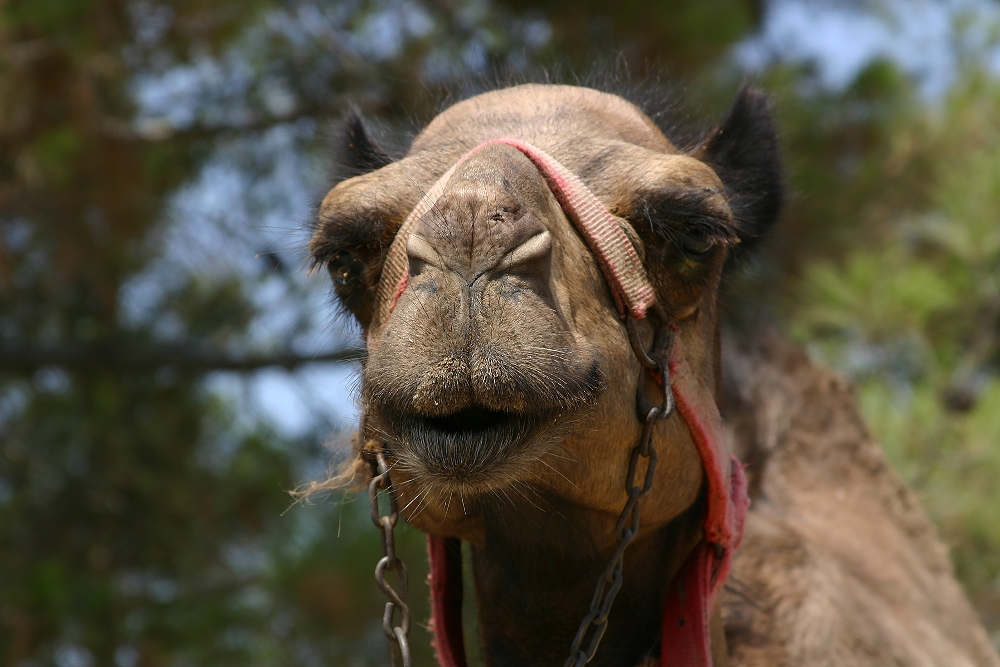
[2,0,1000,664]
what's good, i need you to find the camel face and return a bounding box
[311,84,782,542]
[363,144,607,496]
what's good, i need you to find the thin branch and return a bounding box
[100,104,334,143]
[0,343,365,374]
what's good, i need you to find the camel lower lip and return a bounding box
[376,405,545,485]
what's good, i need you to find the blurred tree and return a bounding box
[791,68,1000,642]
[500,0,763,74]
[0,1,431,665]
[2,0,999,664]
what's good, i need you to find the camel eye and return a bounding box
[328,255,363,287]
[677,232,715,261]
[334,266,354,286]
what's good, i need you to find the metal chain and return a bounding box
[562,315,674,667]
[364,450,413,667]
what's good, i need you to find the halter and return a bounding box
[366,138,748,667]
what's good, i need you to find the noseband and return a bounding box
[362,139,748,667]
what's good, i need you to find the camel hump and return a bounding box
[719,333,1000,667]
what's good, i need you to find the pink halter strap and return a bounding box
[370,138,747,667]
[369,138,657,337]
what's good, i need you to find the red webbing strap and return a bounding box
[428,536,467,667]
[669,343,743,551]
[660,541,715,666]
[659,463,747,667]
[658,341,749,667]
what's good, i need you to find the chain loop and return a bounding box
[561,317,673,667]
[364,450,413,667]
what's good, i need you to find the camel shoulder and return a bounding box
[719,334,1000,667]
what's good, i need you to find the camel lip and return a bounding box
[371,403,555,489]
[402,403,544,452]
[418,405,520,437]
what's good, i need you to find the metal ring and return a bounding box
[626,316,658,369]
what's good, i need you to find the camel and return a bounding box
[308,83,1000,667]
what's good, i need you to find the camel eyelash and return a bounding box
[631,193,738,249]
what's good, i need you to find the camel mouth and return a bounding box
[362,357,601,493]
[371,403,553,491]
[420,405,518,436]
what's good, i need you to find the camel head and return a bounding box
[311,83,780,547]
[304,85,1000,667]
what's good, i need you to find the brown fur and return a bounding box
[720,335,999,666]
[309,84,999,666]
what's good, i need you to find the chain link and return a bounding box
[562,316,673,667]
[364,450,413,667]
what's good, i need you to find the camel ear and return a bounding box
[337,106,394,179]
[694,87,782,252]
[312,158,421,329]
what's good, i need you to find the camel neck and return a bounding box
[468,491,704,667]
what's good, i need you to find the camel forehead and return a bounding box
[438,144,552,210]
[317,85,712,224]
[411,84,675,155]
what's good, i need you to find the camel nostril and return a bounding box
[422,405,516,435]
[494,230,552,273]
[406,233,444,274]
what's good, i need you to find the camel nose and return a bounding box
[402,225,554,418]
[405,176,553,283]
[491,230,552,273]
[406,229,552,283]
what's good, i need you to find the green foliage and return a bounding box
[796,249,956,343]
[3,0,1000,663]
[791,71,1000,637]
